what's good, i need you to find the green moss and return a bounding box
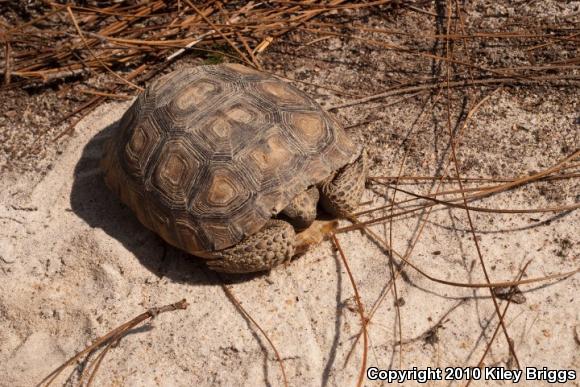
[203,51,226,65]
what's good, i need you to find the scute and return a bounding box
[189,164,255,216]
[149,138,202,207]
[255,80,309,106]
[101,64,360,255]
[121,117,164,179]
[281,110,334,154]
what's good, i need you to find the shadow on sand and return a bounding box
[69,120,262,285]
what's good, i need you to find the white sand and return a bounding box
[0,98,578,386]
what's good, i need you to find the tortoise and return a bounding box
[101,63,367,273]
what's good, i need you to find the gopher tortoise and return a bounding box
[101,63,367,273]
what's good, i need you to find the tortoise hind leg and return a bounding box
[206,220,296,273]
[319,149,368,217]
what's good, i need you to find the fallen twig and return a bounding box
[37,299,188,387]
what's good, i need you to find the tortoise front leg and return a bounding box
[206,220,296,273]
[319,149,368,217]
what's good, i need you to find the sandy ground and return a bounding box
[0,90,578,386]
[1,2,579,386]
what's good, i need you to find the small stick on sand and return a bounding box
[37,299,189,387]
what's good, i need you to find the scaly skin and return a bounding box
[319,149,368,217]
[206,149,367,273]
[280,186,319,230]
[207,220,296,273]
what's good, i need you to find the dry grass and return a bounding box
[1,1,578,386]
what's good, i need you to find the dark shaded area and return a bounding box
[69,119,223,285]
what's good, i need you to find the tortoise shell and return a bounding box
[101,63,360,255]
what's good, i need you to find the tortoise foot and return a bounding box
[206,220,296,273]
[320,149,368,217]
